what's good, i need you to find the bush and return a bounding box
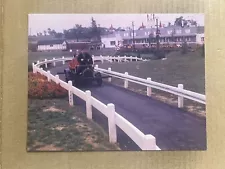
[153,50,166,59]
[181,42,188,54]
[28,72,67,99]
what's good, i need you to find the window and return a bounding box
[185,29,190,33]
[176,30,182,34]
[167,30,172,34]
[110,41,116,46]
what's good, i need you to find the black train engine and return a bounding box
[61,52,106,87]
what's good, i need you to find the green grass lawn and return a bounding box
[27,98,120,151]
[99,50,206,117]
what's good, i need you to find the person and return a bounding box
[69,50,80,71]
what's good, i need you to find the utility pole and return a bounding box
[181,19,185,43]
[155,18,160,51]
[132,21,135,51]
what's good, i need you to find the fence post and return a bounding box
[85,90,92,119]
[142,134,157,150]
[53,58,56,67]
[136,56,138,61]
[44,59,47,68]
[124,72,128,88]
[108,68,112,82]
[92,55,95,64]
[107,55,110,62]
[68,81,74,106]
[55,75,60,84]
[107,103,117,143]
[95,64,98,69]
[62,56,65,65]
[36,60,39,70]
[47,70,51,81]
[32,63,35,73]
[100,55,103,63]
[124,55,127,62]
[40,68,43,75]
[178,84,184,108]
[147,77,152,96]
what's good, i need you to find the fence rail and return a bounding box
[94,66,206,106]
[32,56,160,150]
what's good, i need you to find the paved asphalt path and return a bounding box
[47,62,206,151]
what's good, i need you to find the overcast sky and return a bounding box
[28,13,204,35]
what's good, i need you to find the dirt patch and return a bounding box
[43,106,66,113]
[27,98,120,151]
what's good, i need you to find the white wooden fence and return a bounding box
[32,56,160,150]
[94,66,206,106]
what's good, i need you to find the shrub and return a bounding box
[28,72,67,99]
[181,42,188,54]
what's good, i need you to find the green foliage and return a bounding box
[91,17,101,42]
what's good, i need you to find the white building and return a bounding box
[101,33,123,48]
[100,25,205,48]
[37,39,67,51]
[196,33,204,45]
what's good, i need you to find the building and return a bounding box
[37,39,67,51]
[100,25,204,48]
[101,33,123,48]
[65,40,91,51]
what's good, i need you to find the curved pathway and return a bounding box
[48,63,206,150]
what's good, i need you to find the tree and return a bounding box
[174,16,187,27]
[55,33,64,38]
[91,17,101,41]
[171,28,176,42]
[47,28,51,35]
[174,16,198,27]
[43,30,47,36]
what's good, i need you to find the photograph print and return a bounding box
[27,13,206,151]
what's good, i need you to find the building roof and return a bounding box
[197,26,204,34]
[101,26,204,40]
[37,39,65,45]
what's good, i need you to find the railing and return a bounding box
[94,66,206,107]
[32,56,160,150]
[94,55,145,64]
